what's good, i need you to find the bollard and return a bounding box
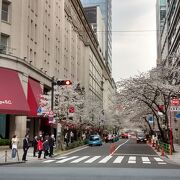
[5,150,7,163]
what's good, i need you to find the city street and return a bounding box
[0,139,180,180]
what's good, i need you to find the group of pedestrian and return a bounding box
[33,134,55,160]
[10,133,55,162]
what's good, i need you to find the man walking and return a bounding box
[22,134,29,161]
[32,136,38,157]
[48,134,55,157]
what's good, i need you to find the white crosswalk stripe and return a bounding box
[142,157,151,164]
[56,156,79,163]
[98,156,112,163]
[154,157,167,164]
[113,156,124,163]
[43,160,56,163]
[42,155,167,165]
[84,156,101,163]
[71,156,90,163]
[128,156,136,164]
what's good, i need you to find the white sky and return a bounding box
[112,0,157,81]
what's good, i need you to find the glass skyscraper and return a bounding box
[81,0,112,73]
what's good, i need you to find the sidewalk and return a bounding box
[166,144,180,165]
[0,147,40,165]
[0,145,88,165]
[150,142,180,165]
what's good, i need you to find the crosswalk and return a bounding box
[42,155,167,165]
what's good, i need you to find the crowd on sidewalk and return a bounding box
[8,133,56,162]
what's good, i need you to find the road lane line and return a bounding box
[59,146,88,156]
[154,157,164,162]
[113,156,124,163]
[71,156,90,163]
[99,156,112,163]
[56,156,78,163]
[43,160,56,163]
[84,156,101,163]
[110,139,129,155]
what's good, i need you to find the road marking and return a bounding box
[158,162,167,165]
[142,157,151,164]
[43,160,56,163]
[59,146,88,156]
[154,157,163,162]
[110,139,129,155]
[113,156,124,163]
[84,156,101,163]
[55,156,67,160]
[71,156,90,163]
[56,156,79,163]
[99,156,112,163]
[114,153,159,157]
[128,156,136,164]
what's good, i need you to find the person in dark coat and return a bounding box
[43,139,49,159]
[22,134,29,161]
[48,134,55,157]
[32,136,38,157]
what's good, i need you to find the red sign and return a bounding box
[69,106,75,113]
[171,98,180,106]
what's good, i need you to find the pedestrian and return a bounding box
[32,136,38,157]
[43,138,49,159]
[22,134,29,162]
[64,132,69,147]
[48,134,55,157]
[70,131,74,143]
[37,137,43,159]
[11,135,19,159]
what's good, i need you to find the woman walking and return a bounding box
[37,137,43,159]
[11,135,19,159]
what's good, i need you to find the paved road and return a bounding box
[1,139,180,180]
[0,167,180,180]
[9,138,180,169]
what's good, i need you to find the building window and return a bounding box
[1,0,11,22]
[0,33,9,53]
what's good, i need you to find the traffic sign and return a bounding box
[171,98,180,106]
[147,114,154,124]
[170,106,180,112]
[175,113,180,119]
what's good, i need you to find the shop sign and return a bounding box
[0,100,12,105]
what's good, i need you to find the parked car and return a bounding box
[88,135,102,146]
[121,132,129,139]
[136,133,147,143]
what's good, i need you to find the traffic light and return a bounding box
[56,80,72,86]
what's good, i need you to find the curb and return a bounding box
[0,161,25,166]
[54,144,88,156]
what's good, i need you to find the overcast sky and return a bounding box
[112,0,157,81]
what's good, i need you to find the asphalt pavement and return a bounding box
[1,139,180,180]
[7,138,180,169]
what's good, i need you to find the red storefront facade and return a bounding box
[0,67,51,141]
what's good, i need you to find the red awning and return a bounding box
[27,78,43,117]
[0,68,30,115]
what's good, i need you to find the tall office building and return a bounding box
[156,0,180,144]
[83,6,106,58]
[0,0,114,142]
[81,0,112,73]
[156,0,167,63]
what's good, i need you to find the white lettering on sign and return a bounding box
[0,100,12,105]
